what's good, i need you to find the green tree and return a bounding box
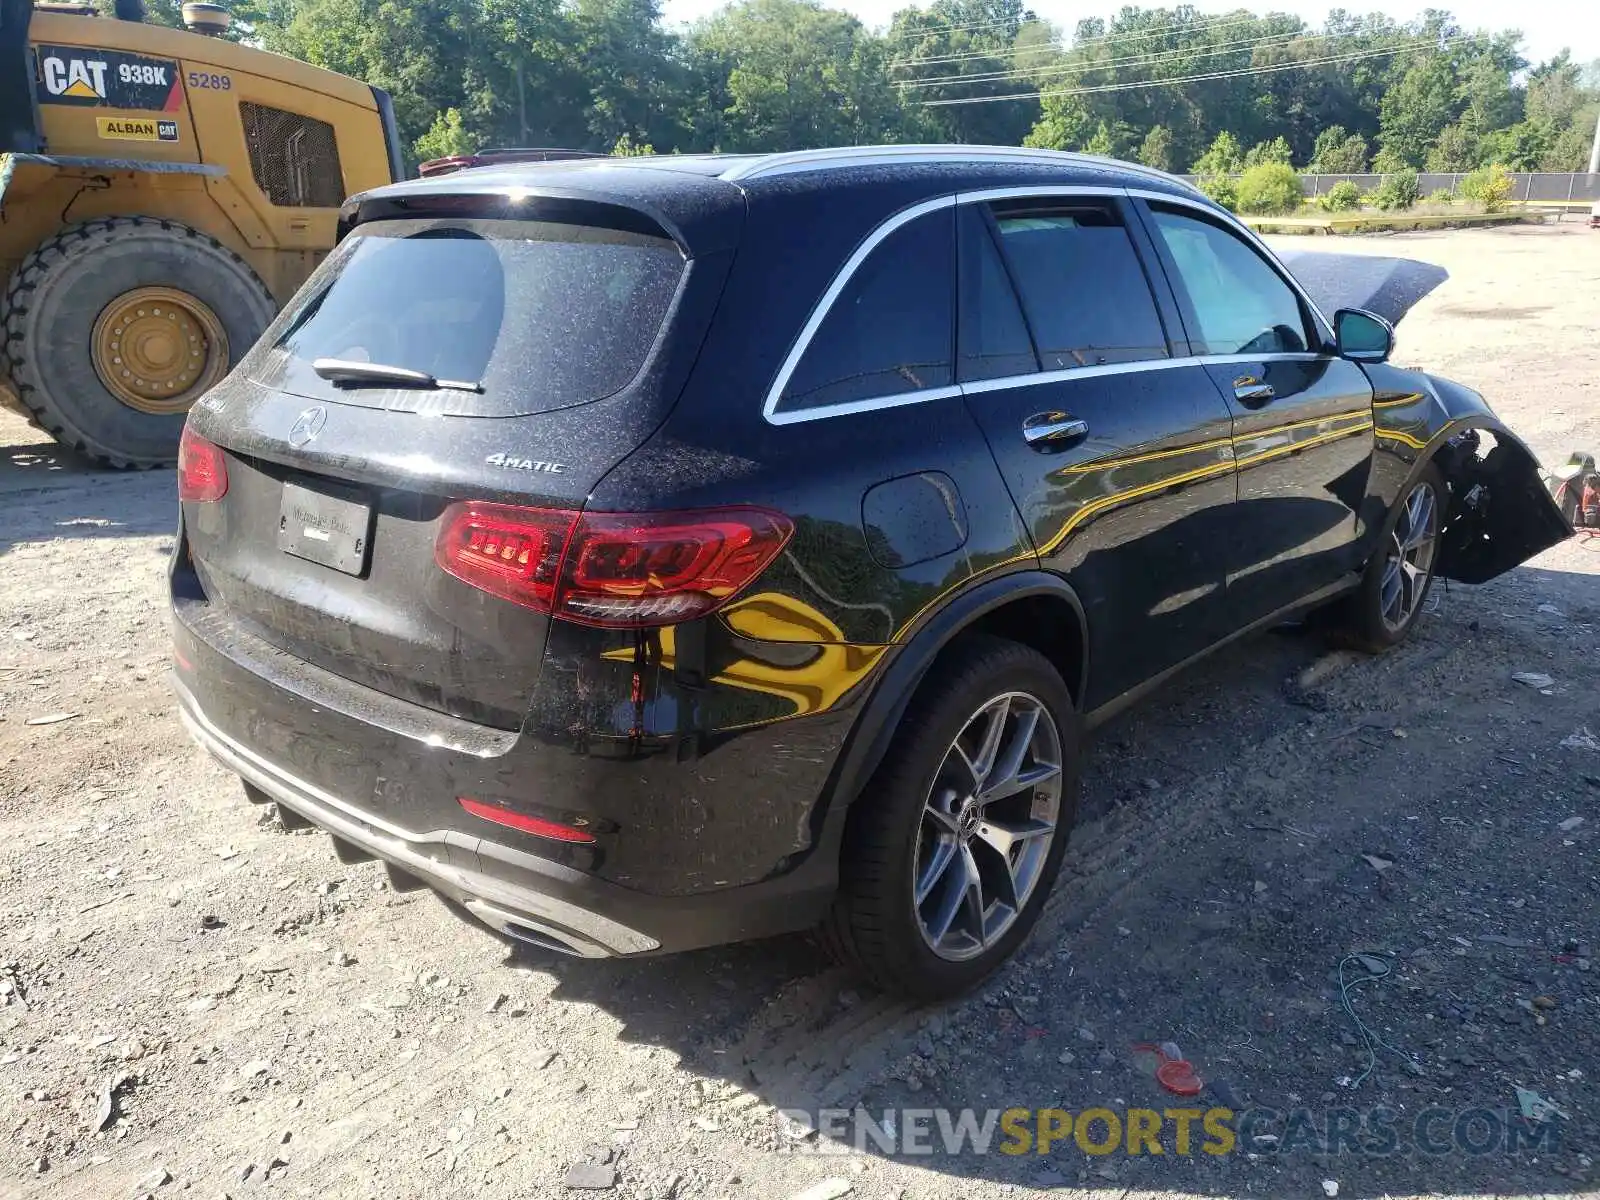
[611,132,655,155]
[887,0,1040,146]
[1378,56,1459,167]
[1083,120,1115,157]
[414,107,476,161]
[231,0,1599,177]
[691,0,905,152]
[1024,94,1091,152]
[1373,167,1420,211]
[264,0,589,158]
[1197,176,1238,211]
[1236,162,1302,214]
[573,0,691,151]
[1307,125,1368,173]
[1540,122,1593,170]
[1460,57,1519,133]
[1243,136,1292,167]
[1318,179,1362,211]
[1371,143,1411,174]
[1461,163,1514,211]
[1190,131,1243,175]
[1477,122,1549,170]
[1138,124,1174,172]
[1425,121,1479,171]
[1525,56,1584,128]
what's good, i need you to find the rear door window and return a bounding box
[258,217,685,415]
[986,200,1169,370]
[776,207,955,415]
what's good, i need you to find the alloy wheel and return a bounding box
[1379,478,1440,632]
[913,691,1063,962]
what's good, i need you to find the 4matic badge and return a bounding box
[485,453,566,473]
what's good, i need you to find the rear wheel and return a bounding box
[820,635,1079,1000]
[0,217,276,468]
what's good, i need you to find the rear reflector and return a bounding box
[177,427,228,502]
[434,502,793,628]
[457,796,596,843]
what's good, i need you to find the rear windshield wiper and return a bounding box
[311,358,484,393]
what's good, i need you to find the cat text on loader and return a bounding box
[0,0,401,466]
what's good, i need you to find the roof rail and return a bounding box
[718,144,1203,196]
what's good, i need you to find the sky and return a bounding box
[658,0,1599,67]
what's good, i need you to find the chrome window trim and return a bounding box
[961,356,1200,396]
[959,352,1327,397]
[1202,351,1327,366]
[773,351,1331,422]
[762,183,1337,426]
[767,384,965,426]
[964,183,1125,203]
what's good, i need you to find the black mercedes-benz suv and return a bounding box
[171,146,1569,999]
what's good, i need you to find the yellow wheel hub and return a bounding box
[92,287,229,415]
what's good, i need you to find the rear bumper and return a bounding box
[176,676,650,956]
[174,672,844,956]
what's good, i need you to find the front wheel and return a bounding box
[819,635,1079,1000]
[1338,462,1444,651]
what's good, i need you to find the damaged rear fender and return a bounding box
[1362,363,1572,585]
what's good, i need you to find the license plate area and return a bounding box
[278,480,374,576]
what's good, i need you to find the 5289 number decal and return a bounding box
[187,71,232,90]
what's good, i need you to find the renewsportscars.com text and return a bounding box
[776,1106,1558,1159]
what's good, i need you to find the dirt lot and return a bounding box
[1,223,1597,1200]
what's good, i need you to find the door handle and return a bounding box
[1233,376,1275,406]
[1022,412,1089,448]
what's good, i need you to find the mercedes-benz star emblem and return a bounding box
[288,405,327,448]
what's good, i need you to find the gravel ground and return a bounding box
[1,222,1596,1200]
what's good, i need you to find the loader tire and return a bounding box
[0,217,276,469]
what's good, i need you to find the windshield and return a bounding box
[252,216,686,415]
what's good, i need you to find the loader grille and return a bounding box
[240,102,345,209]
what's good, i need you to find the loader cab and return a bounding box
[0,0,44,153]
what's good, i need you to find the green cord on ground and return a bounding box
[1338,952,1421,1088]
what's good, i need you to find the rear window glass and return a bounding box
[260,217,684,412]
[989,203,1168,369]
[777,208,954,414]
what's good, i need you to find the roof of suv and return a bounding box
[367,144,1207,200]
[343,145,1212,255]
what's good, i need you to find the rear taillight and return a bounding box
[432,502,577,612]
[434,502,793,628]
[177,427,228,502]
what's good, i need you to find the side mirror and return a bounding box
[1334,308,1394,363]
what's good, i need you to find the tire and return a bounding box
[0,217,276,468]
[1337,461,1445,651]
[819,634,1080,1000]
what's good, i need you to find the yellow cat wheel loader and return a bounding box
[0,0,401,467]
